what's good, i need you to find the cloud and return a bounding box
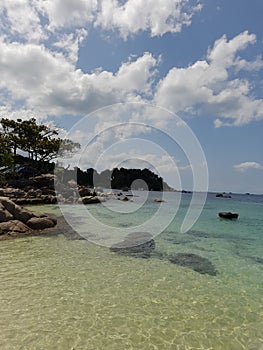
[234,162,263,172]
[95,0,202,39]
[0,37,158,116]
[52,29,88,64]
[2,0,201,39]
[0,0,46,43]
[0,2,262,129]
[0,105,47,123]
[154,31,263,126]
[35,0,97,31]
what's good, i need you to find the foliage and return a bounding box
[0,118,80,162]
[0,133,13,168]
[0,118,80,173]
[111,167,164,191]
[60,166,172,191]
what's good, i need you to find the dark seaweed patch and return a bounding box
[169,253,217,276]
[110,232,155,259]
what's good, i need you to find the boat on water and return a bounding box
[218,212,239,219]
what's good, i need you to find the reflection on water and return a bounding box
[0,193,263,349]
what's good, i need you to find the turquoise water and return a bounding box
[0,192,262,349]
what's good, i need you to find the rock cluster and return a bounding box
[0,174,57,205]
[216,193,231,198]
[0,197,57,239]
[0,174,104,205]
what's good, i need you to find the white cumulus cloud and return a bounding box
[35,0,97,30]
[52,29,88,64]
[0,0,46,42]
[154,31,263,127]
[95,0,202,39]
[0,37,158,116]
[234,162,263,172]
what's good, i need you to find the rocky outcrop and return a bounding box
[216,193,231,198]
[79,196,103,204]
[0,197,57,239]
[0,197,34,223]
[0,220,31,237]
[0,186,57,205]
[0,173,100,205]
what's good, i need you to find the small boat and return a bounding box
[218,212,239,219]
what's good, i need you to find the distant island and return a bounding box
[60,166,173,191]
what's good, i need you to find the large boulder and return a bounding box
[0,188,26,198]
[0,203,14,222]
[0,197,57,239]
[80,196,102,204]
[27,217,57,230]
[0,220,32,237]
[78,186,92,197]
[26,188,42,198]
[0,196,34,223]
[32,174,56,189]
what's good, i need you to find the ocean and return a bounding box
[0,192,262,349]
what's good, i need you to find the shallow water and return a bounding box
[0,192,263,349]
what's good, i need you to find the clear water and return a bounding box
[0,192,263,349]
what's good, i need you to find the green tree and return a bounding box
[0,118,80,169]
[0,133,13,168]
[0,118,22,159]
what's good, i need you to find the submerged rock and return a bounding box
[255,257,263,264]
[110,232,155,259]
[169,253,217,276]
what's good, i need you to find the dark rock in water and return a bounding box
[79,196,103,204]
[216,193,231,198]
[110,232,155,259]
[169,253,217,276]
[218,212,238,219]
[255,257,263,264]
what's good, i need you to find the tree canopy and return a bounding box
[0,118,80,170]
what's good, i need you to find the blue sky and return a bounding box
[0,0,262,193]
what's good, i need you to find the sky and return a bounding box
[0,0,262,194]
